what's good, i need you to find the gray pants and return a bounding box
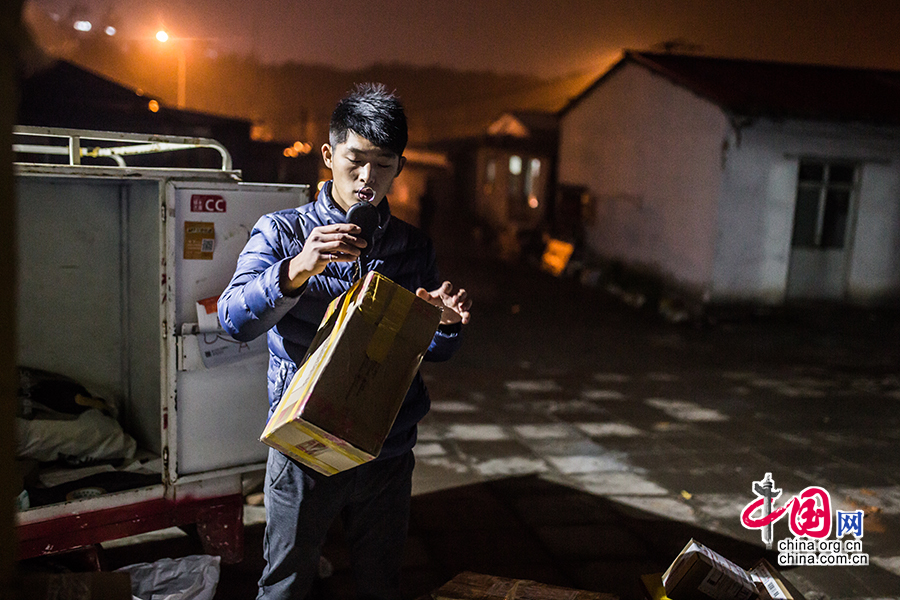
[257,448,415,600]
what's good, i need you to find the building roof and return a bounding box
[428,110,559,155]
[487,111,558,139]
[17,59,255,170]
[18,59,251,134]
[564,51,900,125]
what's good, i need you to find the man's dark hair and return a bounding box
[329,83,408,157]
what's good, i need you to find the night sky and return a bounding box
[25,0,900,77]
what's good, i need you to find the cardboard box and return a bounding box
[649,546,805,600]
[646,557,805,600]
[261,271,441,475]
[425,572,617,600]
[662,539,759,600]
[20,572,133,600]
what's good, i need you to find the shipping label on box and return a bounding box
[261,271,441,475]
[748,559,805,600]
[662,539,759,600]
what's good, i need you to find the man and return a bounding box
[218,83,471,600]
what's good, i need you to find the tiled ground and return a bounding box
[97,239,900,600]
[403,362,900,599]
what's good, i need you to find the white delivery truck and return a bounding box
[13,127,309,563]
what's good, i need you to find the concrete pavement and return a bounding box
[395,250,900,600]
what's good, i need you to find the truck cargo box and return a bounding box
[13,127,309,562]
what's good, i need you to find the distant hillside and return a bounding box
[24,4,600,147]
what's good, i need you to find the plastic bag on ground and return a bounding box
[115,554,220,600]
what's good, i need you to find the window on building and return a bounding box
[485,159,496,185]
[483,158,497,195]
[507,155,524,199]
[508,155,522,176]
[791,160,856,249]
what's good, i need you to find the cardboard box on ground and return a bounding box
[642,539,806,600]
[422,572,618,600]
[20,572,132,600]
[261,271,442,475]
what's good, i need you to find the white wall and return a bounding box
[851,162,900,302]
[714,119,900,303]
[712,127,798,302]
[559,62,728,291]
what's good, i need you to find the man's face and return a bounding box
[322,130,405,212]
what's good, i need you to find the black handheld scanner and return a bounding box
[347,200,379,257]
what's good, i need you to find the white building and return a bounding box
[559,51,900,307]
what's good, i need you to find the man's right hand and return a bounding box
[281,223,367,293]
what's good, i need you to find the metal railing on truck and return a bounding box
[12,126,233,170]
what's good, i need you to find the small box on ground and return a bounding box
[261,271,441,475]
[662,539,759,600]
[21,572,132,600]
[425,571,618,600]
[647,539,805,600]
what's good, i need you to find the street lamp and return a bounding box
[156,29,186,109]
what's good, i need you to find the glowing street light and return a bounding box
[156,29,186,109]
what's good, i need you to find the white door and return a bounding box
[786,161,858,300]
[167,181,310,482]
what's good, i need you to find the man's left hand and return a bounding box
[416,281,472,325]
